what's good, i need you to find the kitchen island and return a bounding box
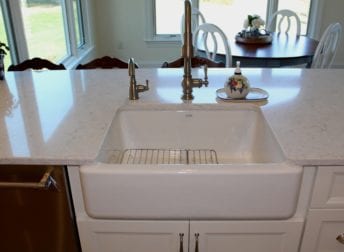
[1,68,344,252]
[1,68,344,165]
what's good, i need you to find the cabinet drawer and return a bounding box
[311,166,344,209]
[300,209,344,252]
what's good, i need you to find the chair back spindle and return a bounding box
[267,9,301,35]
[193,23,232,67]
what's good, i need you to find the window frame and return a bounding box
[146,0,320,43]
[145,0,187,43]
[0,0,91,66]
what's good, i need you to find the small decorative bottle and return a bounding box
[224,61,250,99]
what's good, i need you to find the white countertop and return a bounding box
[1,68,344,166]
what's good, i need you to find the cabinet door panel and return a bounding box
[78,219,189,252]
[300,209,344,252]
[190,220,303,252]
[311,166,344,209]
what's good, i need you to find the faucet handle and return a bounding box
[137,80,149,93]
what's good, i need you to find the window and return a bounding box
[198,0,269,37]
[0,2,11,68]
[72,0,85,47]
[0,0,88,66]
[21,0,68,62]
[277,0,312,34]
[149,0,314,41]
[155,0,183,35]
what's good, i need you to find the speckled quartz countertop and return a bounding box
[1,68,344,166]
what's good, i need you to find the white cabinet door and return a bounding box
[311,166,344,209]
[300,209,344,252]
[189,220,303,252]
[78,219,189,252]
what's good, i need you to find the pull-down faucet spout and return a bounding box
[181,0,208,100]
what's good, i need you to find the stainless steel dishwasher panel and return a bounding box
[0,165,80,252]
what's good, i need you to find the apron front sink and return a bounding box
[80,104,302,220]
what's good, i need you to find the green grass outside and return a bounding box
[0,3,69,69]
[23,4,67,62]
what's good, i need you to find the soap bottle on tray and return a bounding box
[224,61,250,99]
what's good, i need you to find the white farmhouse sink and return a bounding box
[80,104,302,220]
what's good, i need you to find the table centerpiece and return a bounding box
[235,14,272,44]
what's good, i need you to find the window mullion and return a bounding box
[307,0,322,38]
[79,0,90,48]
[61,0,76,59]
[192,0,199,10]
[144,0,155,41]
[75,0,85,46]
[266,0,278,27]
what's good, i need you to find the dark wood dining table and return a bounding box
[200,32,319,68]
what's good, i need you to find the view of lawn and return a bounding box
[22,3,67,62]
[0,1,67,68]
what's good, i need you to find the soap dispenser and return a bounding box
[224,61,250,99]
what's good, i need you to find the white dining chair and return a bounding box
[267,9,301,35]
[181,7,206,43]
[311,22,342,69]
[193,23,232,67]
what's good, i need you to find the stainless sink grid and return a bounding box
[120,149,218,165]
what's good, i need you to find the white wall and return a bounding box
[89,0,180,67]
[89,0,344,68]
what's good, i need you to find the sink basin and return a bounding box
[80,104,302,220]
[97,104,285,164]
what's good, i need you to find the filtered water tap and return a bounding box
[128,58,149,100]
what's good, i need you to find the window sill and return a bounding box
[144,36,182,47]
[144,39,182,47]
[62,45,95,69]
